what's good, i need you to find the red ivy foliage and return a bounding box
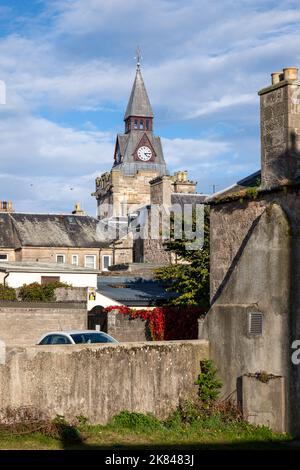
[104,305,205,341]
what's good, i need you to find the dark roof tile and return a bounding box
[0,213,110,248]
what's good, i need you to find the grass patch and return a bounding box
[0,405,294,450]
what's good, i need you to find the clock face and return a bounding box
[137,146,152,162]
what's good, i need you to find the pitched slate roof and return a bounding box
[0,214,20,249]
[116,134,129,156]
[171,193,208,206]
[0,261,100,274]
[205,170,261,203]
[124,67,154,120]
[0,213,110,248]
[97,276,178,307]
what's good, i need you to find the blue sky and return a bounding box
[0,0,300,215]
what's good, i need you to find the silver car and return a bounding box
[37,330,118,345]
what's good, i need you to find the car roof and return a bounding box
[42,330,111,334]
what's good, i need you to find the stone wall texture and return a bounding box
[88,310,148,342]
[107,311,148,342]
[210,187,300,300]
[0,303,87,346]
[260,81,300,188]
[0,340,209,424]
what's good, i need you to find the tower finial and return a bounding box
[135,46,142,69]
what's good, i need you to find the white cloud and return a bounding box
[0,113,115,214]
[162,137,231,168]
[0,114,114,174]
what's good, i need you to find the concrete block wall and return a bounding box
[0,340,209,424]
[0,303,87,346]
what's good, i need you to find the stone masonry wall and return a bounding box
[107,311,148,342]
[210,199,266,299]
[210,187,300,299]
[260,81,300,188]
[0,340,209,424]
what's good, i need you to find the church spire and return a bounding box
[124,56,154,122]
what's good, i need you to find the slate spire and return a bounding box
[124,64,154,120]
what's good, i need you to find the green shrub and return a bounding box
[110,411,162,431]
[18,282,70,302]
[195,359,223,406]
[0,284,16,301]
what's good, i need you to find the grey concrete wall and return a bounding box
[204,203,292,432]
[209,187,300,434]
[0,303,87,346]
[241,375,285,433]
[0,340,209,424]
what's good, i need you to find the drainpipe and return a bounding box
[3,272,9,286]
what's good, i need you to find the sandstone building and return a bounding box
[93,62,168,220]
[93,62,206,266]
[0,203,113,271]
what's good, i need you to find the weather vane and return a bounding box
[135,46,142,68]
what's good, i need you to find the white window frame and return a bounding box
[102,255,111,271]
[0,253,8,262]
[72,254,79,266]
[56,254,65,264]
[85,255,96,269]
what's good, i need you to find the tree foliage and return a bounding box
[19,281,70,302]
[0,284,16,301]
[155,207,210,308]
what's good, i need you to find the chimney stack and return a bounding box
[72,203,85,216]
[259,66,300,188]
[0,201,14,213]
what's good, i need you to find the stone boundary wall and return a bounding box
[0,340,209,424]
[0,304,87,346]
[88,309,148,342]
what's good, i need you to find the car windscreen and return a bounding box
[70,333,117,344]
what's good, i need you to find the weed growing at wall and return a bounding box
[196,360,223,406]
[110,411,162,432]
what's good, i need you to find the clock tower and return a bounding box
[94,60,168,219]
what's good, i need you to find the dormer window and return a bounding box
[134,119,138,129]
[140,119,144,130]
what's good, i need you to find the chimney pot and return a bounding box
[283,67,298,81]
[271,72,281,85]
